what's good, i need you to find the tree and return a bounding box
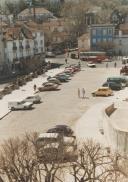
[4,0,27,15]
[0,133,66,182]
[69,140,128,182]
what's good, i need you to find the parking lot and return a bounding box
[0,61,122,143]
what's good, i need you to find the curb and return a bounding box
[0,110,12,120]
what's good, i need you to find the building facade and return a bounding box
[113,24,128,56]
[90,24,115,51]
[3,24,45,73]
[78,33,90,51]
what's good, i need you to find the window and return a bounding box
[103,29,107,35]
[40,32,43,36]
[119,40,122,45]
[108,28,112,35]
[92,29,96,35]
[13,42,17,50]
[97,38,101,42]
[34,40,38,45]
[92,38,96,44]
[108,37,112,41]
[19,42,23,49]
[96,29,101,35]
[103,38,107,42]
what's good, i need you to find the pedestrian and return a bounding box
[78,61,81,68]
[65,58,67,64]
[106,63,108,68]
[82,88,85,98]
[78,88,80,98]
[114,62,117,68]
[33,84,36,92]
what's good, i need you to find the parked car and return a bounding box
[38,83,59,91]
[87,62,96,68]
[53,75,69,82]
[102,81,122,91]
[107,76,128,87]
[0,89,4,99]
[8,101,33,110]
[63,70,74,76]
[47,125,74,137]
[46,51,56,58]
[92,87,113,97]
[47,77,61,85]
[56,73,71,79]
[3,86,12,95]
[23,95,41,104]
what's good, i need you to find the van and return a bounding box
[8,101,33,111]
[36,133,77,163]
[107,76,128,87]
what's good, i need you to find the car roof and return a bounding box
[98,87,109,89]
[38,133,59,139]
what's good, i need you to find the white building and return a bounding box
[3,24,45,72]
[78,33,90,51]
[114,24,128,56]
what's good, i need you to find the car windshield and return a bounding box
[19,101,25,104]
[98,89,108,91]
[26,97,33,99]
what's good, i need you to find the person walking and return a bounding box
[65,58,67,64]
[78,88,80,98]
[82,88,85,98]
[33,84,37,92]
[114,62,117,68]
[106,63,108,68]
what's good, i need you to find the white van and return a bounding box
[36,133,78,162]
[8,101,33,110]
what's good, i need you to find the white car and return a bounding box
[46,51,56,58]
[87,62,96,68]
[23,95,41,104]
[8,101,33,110]
[36,132,78,162]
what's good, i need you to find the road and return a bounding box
[0,58,121,142]
[48,54,124,68]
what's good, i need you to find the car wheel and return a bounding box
[11,107,15,111]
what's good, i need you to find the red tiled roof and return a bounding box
[4,26,33,41]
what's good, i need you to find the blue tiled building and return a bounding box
[90,24,115,51]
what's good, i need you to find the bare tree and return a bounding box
[69,140,128,182]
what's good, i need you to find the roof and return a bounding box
[19,7,52,16]
[38,133,59,139]
[3,25,33,41]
